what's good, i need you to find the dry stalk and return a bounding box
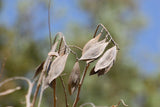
[60,76,69,107]
[72,63,90,107]
[31,56,52,107]
[0,86,21,96]
[0,77,35,107]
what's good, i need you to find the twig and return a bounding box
[0,86,21,96]
[60,76,69,107]
[68,45,83,51]
[48,0,52,49]
[52,79,57,107]
[72,63,90,107]
[0,76,34,107]
[38,77,48,107]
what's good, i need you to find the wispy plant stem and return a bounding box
[93,24,120,50]
[60,76,69,107]
[53,79,57,107]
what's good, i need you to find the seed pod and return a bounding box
[48,41,59,57]
[79,39,108,61]
[68,61,80,95]
[59,39,66,56]
[82,33,101,55]
[47,53,69,84]
[33,61,45,79]
[97,61,114,76]
[95,46,117,72]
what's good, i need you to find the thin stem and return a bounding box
[60,76,69,107]
[72,63,90,107]
[31,56,52,107]
[93,24,120,50]
[68,45,83,51]
[100,24,120,50]
[48,0,52,49]
[52,79,57,107]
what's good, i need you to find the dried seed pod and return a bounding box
[79,39,109,61]
[97,61,114,76]
[68,61,80,95]
[59,39,66,56]
[47,53,69,84]
[33,61,45,79]
[89,66,106,76]
[89,66,98,75]
[95,46,117,72]
[48,41,58,56]
[82,33,101,55]
[48,52,59,57]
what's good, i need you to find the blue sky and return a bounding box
[0,0,159,74]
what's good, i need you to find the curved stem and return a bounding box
[68,45,82,51]
[99,24,120,50]
[0,77,34,107]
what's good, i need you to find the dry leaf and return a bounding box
[95,46,117,72]
[79,39,108,61]
[82,33,101,55]
[47,53,69,84]
[68,61,80,95]
[33,61,45,79]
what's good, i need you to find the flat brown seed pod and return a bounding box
[95,46,117,72]
[82,33,101,55]
[79,40,108,61]
[33,61,45,79]
[47,53,69,84]
[68,61,80,95]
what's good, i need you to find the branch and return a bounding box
[72,63,90,107]
[0,86,21,96]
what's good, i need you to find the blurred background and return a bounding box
[0,0,160,107]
